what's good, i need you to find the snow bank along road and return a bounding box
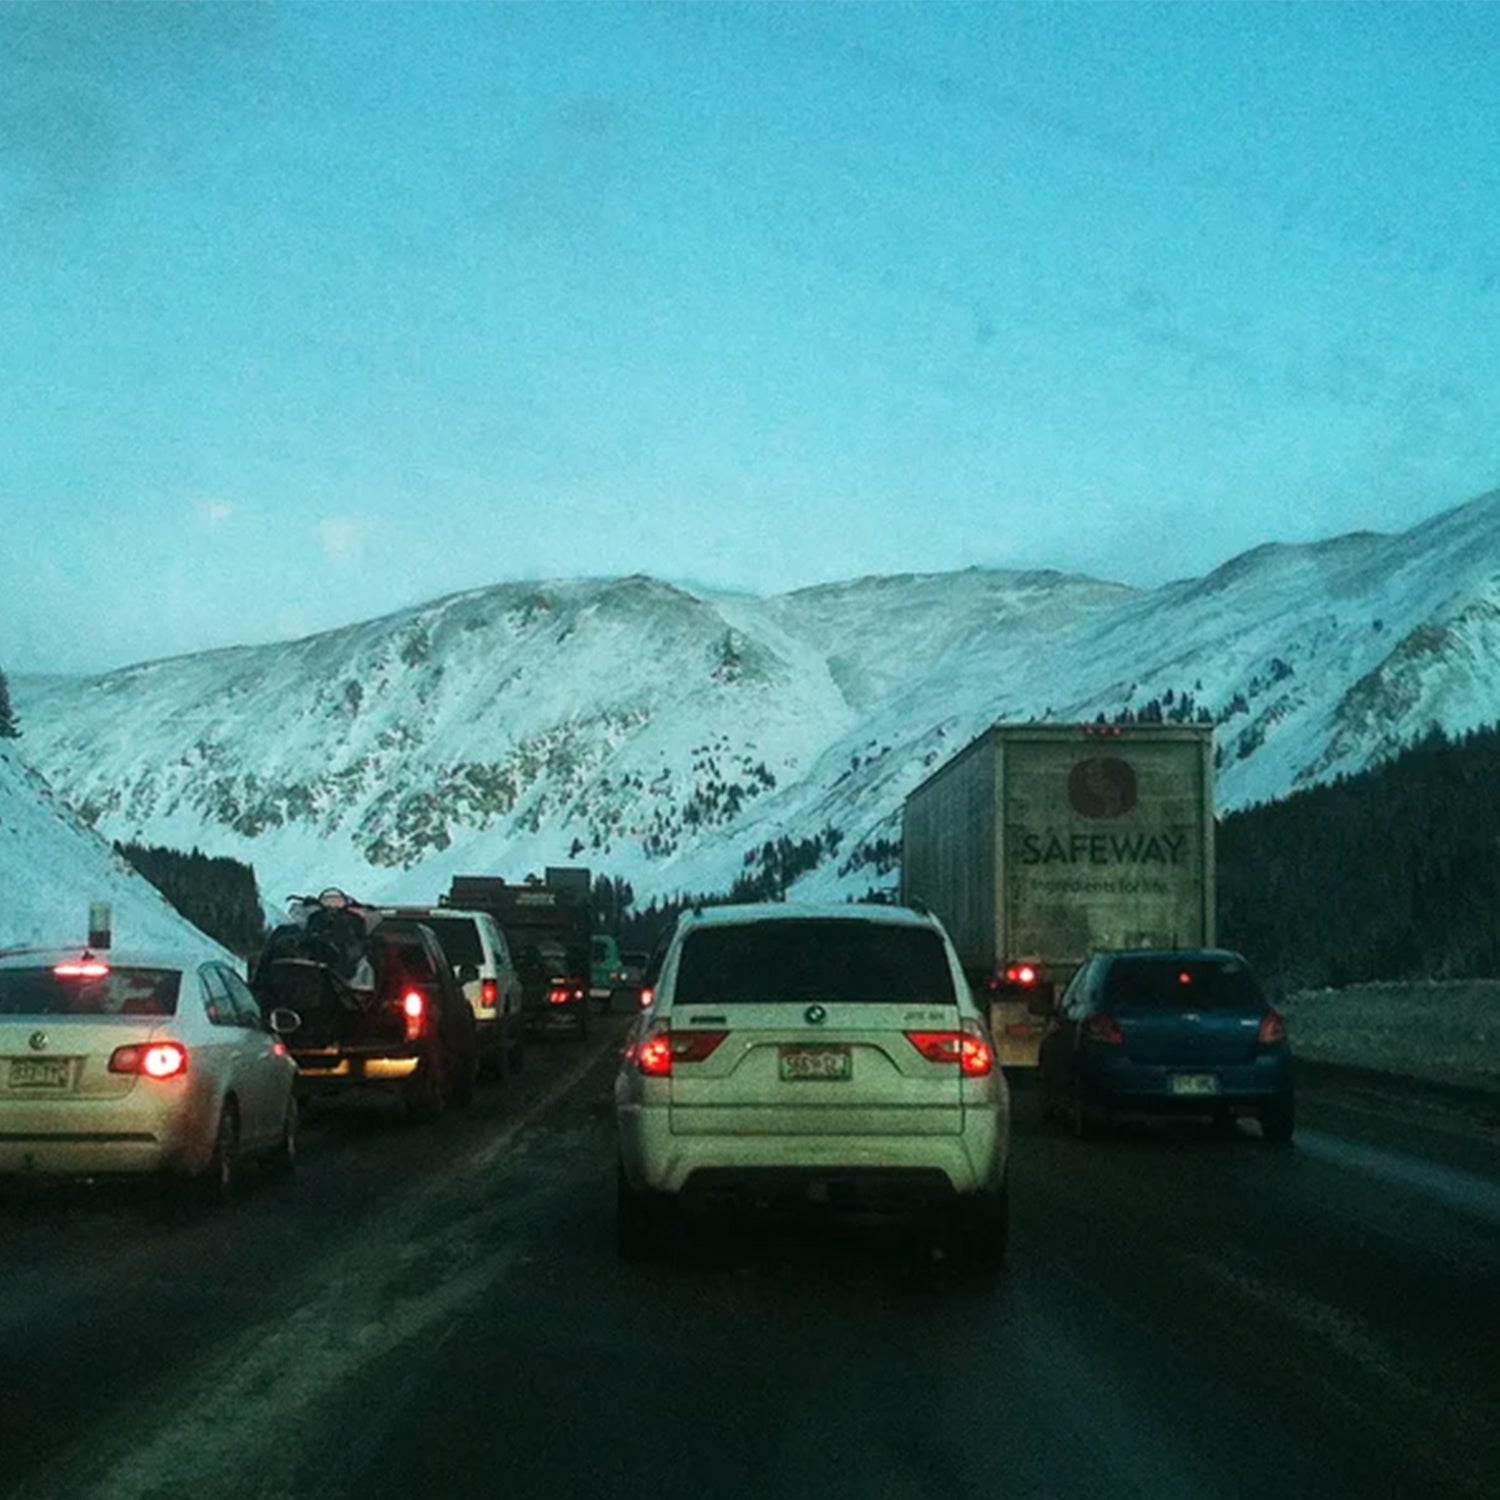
[1,1019,1496,1500]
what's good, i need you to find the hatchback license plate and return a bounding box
[779,1046,852,1082]
[1170,1073,1220,1096]
[8,1057,71,1090]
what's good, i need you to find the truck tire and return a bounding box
[404,1045,446,1123]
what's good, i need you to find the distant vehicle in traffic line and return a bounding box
[377,905,525,1079]
[902,722,1217,1068]
[1038,947,1295,1141]
[0,946,299,1201]
[614,903,1011,1265]
[250,891,478,1120]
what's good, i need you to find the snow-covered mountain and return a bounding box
[15,489,1500,910]
[0,749,231,958]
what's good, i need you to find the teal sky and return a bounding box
[3,1,1497,673]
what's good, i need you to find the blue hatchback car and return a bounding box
[1038,948,1294,1142]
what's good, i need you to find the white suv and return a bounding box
[614,903,1010,1263]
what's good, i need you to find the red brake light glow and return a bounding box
[109,1041,188,1079]
[634,1029,727,1076]
[479,979,498,1006]
[1005,964,1038,986]
[54,961,111,979]
[1257,1010,1287,1045]
[1084,1013,1124,1045]
[638,986,654,1009]
[401,989,426,1040]
[905,1027,993,1076]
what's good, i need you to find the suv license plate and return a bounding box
[1170,1073,1220,1096]
[779,1046,851,1082]
[8,1057,72,1090]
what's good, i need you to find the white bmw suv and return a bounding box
[614,903,1010,1263]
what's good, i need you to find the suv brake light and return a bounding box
[109,1042,188,1079]
[905,1024,993,1076]
[55,960,111,978]
[634,1028,727,1076]
[1257,1010,1287,1045]
[479,979,498,1007]
[400,989,426,1041]
[1084,1013,1124,1045]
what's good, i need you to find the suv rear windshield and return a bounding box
[417,917,483,970]
[674,921,955,1006]
[1102,956,1264,1010]
[0,966,183,1017]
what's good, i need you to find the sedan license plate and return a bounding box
[8,1057,72,1091]
[1170,1073,1220,1097]
[779,1046,852,1082]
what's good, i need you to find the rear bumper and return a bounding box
[618,1103,1008,1199]
[290,1045,424,1094]
[0,1094,210,1179]
[1078,1050,1294,1109]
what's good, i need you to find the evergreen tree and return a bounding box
[0,667,18,739]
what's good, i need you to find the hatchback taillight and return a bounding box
[1257,1010,1287,1045]
[109,1042,188,1079]
[905,1024,993,1076]
[401,989,426,1041]
[1084,1013,1124,1045]
[479,979,498,1007]
[635,1028,727,1076]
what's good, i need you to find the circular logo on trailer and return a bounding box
[1068,757,1138,819]
[28,1031,48,1052]
[804,1004,827,1026]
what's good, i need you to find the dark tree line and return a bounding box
[1218,724,1500,993]
[0,667,19,739]
[115,842,267,958]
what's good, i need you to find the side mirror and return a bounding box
[269,1007,303,1036]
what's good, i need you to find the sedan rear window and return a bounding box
[0,966,183,1017]
[1102,956,1264,1010]
[674,921,955,1006]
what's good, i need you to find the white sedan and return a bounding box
[0,946,299,1202]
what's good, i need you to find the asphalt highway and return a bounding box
[2,1014,1496,1500]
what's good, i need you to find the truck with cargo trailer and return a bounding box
[901,722,1215,1068]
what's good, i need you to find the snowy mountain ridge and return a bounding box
[14,488,1500,910]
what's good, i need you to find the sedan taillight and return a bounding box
[1257,1010,1288,1045]
[1084,1013,1125,1045]
[109,1042,188,1079]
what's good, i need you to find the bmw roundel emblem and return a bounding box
[804,1005,827,1025]
[29,1031,48,1052]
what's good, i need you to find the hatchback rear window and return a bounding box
[674,921,955,1006]
[0,966,183,1017]
[1102,956,1264,1010]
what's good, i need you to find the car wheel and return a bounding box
[616,1159,670,1260]
[195,1100,240,1208]
[1260,1094,1296,1144]
[949,1177,1009,1272]
[268,1095,298,1176]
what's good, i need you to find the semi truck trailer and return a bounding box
[901,722,1216,1067]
